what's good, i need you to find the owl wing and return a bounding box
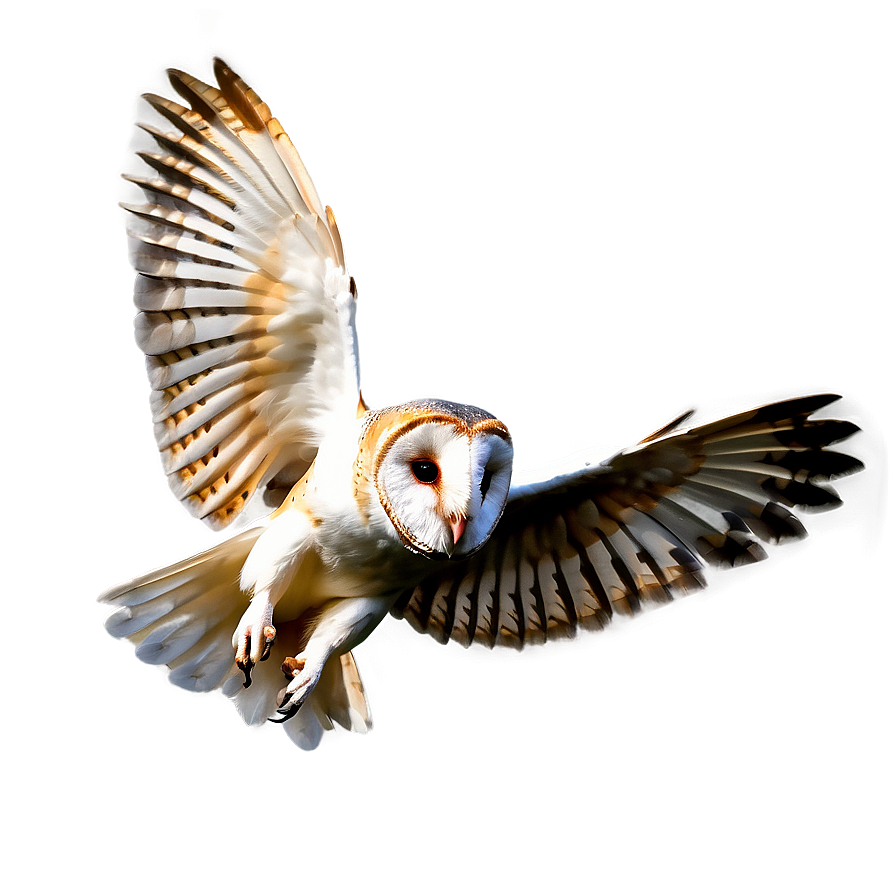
[391,394,863,648]
[124,59,361,529]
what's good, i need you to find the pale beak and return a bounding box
[449,514,466,547]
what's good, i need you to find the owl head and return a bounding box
[367,399,513,558]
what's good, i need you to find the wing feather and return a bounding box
[392,394,862,649]
[124,59,361,529]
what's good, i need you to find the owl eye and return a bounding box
[411,459,440,484]
[480,467,494,500]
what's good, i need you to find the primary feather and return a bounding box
[392,394,862,648]
[125,58,360,529]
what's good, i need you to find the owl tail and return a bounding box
[222,643,372,750]
[100,527,264,692]
[99,526,371,748]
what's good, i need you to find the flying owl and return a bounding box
[101,59,863,750]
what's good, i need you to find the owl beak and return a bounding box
[449,514,466,547]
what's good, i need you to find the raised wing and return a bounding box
[391,394,862,648]
[124,59,361,529]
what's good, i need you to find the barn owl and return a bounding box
[101,59,863,750]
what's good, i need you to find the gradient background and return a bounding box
[5,3,892,893]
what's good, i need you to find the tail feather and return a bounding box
[99,527,263,693]
[167,622,242,693]
[223,639,372,749]
[101,526,372,747]
[223,649,281,725]
[283,652,372,751]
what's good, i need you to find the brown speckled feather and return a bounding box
[124,59,360,529]
[391,394,862,649]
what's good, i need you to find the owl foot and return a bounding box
[233,598,277,688]
[271,655,321,722]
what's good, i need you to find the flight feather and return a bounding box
[391,394,863,648]
[124,58,360,529]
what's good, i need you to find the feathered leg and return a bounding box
[272,596,393,722]
[232,508,314,685]
[222,610,375,748]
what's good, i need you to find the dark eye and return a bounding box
[411,459,440,484]
[480,467,494,500]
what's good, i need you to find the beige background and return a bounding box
[4,2,892,893]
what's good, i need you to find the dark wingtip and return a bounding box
[641,409,696,443]
[760,393,842,423]
[824,420,861,445]
[213,56,233,69]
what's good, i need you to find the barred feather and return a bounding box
[392,394,863,649]
[124,59,361,529]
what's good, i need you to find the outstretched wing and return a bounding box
[124,59,361,529]
[391,394,862,648]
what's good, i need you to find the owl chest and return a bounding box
[273,527,428,627]
[281,422,447,600]
[311,505,432,594]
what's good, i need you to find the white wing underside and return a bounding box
[124,59,361,529]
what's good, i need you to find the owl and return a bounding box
[101,60,863,750]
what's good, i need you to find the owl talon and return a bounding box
[272,701,305,723]
[281,656,305,679]
[260,625,276,662]
[232,599,276,685]
[270,655,320,721]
